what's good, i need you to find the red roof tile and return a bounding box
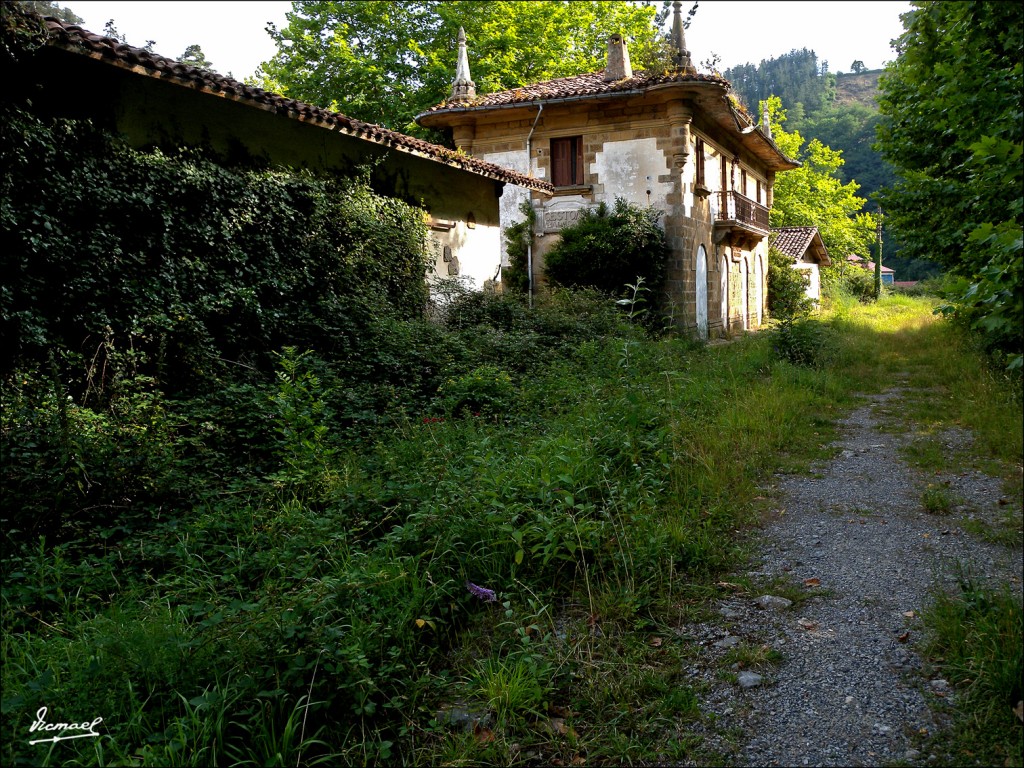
[421,68,730,114]
[31,12,553,194]
[770,227,831,266]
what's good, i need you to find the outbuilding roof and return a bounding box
[27,12,554,194]
[771,227,832,267]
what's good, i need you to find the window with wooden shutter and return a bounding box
[695,137,706,186]
[551,136,584,187]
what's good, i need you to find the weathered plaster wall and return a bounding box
[592,138,672,209]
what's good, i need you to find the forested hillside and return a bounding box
[724,50,937,280]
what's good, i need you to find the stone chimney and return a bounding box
[450,26,476,101]
[670,1,695,74]
[604,33,633,81]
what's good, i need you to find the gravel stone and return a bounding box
[737,671,764,689]
[754,595,793,610]
[678,384,1023,766]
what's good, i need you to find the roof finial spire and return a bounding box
[450,26,476,101]
[670,1,695,73]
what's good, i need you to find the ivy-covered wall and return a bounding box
[0,105,433,392]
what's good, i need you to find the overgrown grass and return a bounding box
[922,570,1023,767]
[2,292,1020,766]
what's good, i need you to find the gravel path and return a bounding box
[680,384,1023,766]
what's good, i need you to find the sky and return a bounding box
[66,1,912,83]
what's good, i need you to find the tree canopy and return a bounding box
[875,1,1022,367]
[254,0,667,134]
[178,43,213,70]
[15,1,82,25]
[766,96,876,264]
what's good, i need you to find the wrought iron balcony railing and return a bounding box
[715,191,770,232]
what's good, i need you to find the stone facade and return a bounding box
[418,9,797,336]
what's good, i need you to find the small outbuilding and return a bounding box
[770,226,832,302]
[13,10,553,292]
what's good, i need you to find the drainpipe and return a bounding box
[525,103,543,308]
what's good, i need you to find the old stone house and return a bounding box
[417,3,799,337]
[770,226,832,302]
[15,11,552,292]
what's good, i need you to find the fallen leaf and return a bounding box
[897,631,911,643]
[649,636,663,648]
[903,610,916,618]
[571,757,587,766]
[1014,700,1023,723]
[474,725,495,744]
[803,577,821,587]
[548,717,579,739]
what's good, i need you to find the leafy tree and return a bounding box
[850,60,866,74]
[256,1,664,133]
[875,1,1022,367]
[178,43,213,70]
[766,96,876,266]
[15,1,83,24]
[102,18,123,42]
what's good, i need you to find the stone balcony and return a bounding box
[713,191,770,252]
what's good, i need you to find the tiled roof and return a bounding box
[771,227,818,259]
[417,63,798,173]
[31,12,553,194]
[771,227,831,267]
[846,255,893,273]
[421,68,730,114]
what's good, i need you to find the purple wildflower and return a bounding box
[465,581,497,602]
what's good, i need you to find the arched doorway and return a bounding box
[696,244,708,340]
[756,252,764,326]
[720,254,729,331]
[741,256,749,330]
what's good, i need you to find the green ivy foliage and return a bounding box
[542,198,667,298]
[0,106,432,392]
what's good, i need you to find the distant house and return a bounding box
[770,226,831,302]
[16,11,552,291]
[416,6,799,338]
[847,255,895,284]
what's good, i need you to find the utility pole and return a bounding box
[874,206,883,300]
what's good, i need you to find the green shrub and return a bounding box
[825,266,877,303]
[543,198,668,297]
[770,318,835,368]
[437,365,516,418]
[767,246,814,322]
